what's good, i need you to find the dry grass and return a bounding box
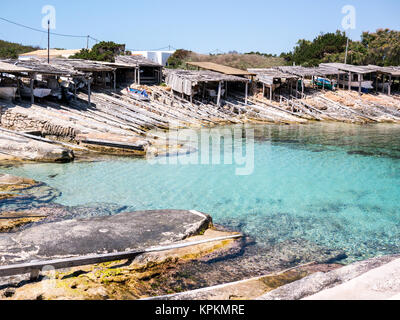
[188,52,285,70]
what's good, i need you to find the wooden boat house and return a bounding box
[165,69,250,106]
[115,55,163,85]
[247,68,298,100]
[1,59,86,104]
[320,63,400,95]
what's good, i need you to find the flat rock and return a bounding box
[257,254,400,300]
[0,210,211,266]
[0,129,74,163]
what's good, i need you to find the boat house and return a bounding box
[165,69,250,105]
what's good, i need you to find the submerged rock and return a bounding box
[0,174,61,212]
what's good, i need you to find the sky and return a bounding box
[0,0,399,55]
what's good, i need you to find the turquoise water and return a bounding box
[2,123,400,263]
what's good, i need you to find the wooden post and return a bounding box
[301,77,304,96]
[138,67,141,85]
[348,72,352,91]
[358,73,362,95]
[113,71,117,91]
[295,78,298,98]
[134,67,137,84]
[388,74,392,96]
[74,84,77,101]
[270,85,272,101]
[225,81,228,98]
[16,76,20,101]
[262,83,265,97]
[375,75,378,94]
[217,81,222,106]
[88,77,91,106]
[245,82,248,105]
[337,74,340,90]
[30,73,35,104]
[382,74,385,93]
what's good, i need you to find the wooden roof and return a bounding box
[51,59,115,72]
[277,66,345,77]
[367,65,400,77]
[115,55,161,67]
[0,61,33,73]
[248,68,298,84]
[187,61,255,77]
[6,59,85,77]
[165,69,249,83]
[319,63,379,75]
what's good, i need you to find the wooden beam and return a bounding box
[87,77,91,106]
[134,67,137,84]
[388,74,392,96]
[358,73,362,95]
[217,81,222,106]
[245,82,248,105]
[348,72,352,91]
[113,71,117,91]
[30,73,35,104]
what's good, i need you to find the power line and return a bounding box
[0,16,100,40]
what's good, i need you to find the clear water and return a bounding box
[2,123,400,263]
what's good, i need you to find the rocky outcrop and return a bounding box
[257,254,400,300]
[0,209,212,266]
[0,228,238,300]
[0,129,74,162]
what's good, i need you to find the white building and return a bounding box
[130,51,175,66]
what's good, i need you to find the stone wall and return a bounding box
[0,108,76,140]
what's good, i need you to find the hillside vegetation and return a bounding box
[282,29,400,67]
[167,50,285,70]
[169,28,400,70]
[0,40,39,59]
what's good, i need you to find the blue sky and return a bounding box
[0,0,399,54]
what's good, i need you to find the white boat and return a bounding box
[19,87,52,98]
[33,88,52,98]
[338,80,374,90]
[127,88,150,101]
[0,87,17,100]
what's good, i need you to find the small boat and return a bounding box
[0,87,17,100]
[127,88,150,101]
[313,77,337,91]
[338,79,374,91]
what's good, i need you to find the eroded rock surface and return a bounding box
[257,254,400,300]
[0,129,74,163]
[0,209,212,265]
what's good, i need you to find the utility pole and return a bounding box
[344,37,349,64]
[87,36,90,50]
[47,20,50,64]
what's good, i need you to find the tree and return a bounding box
[70,41,126,62]
[166,49,193,68]
[289,31,348,66]
[361,29,400,66]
